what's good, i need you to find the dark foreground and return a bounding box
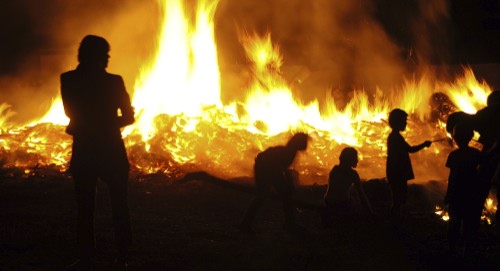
[1,173,500,271]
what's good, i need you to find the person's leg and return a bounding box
[240,196,264,231]
[240,177,268,232]
[277,179,296,228]
[73,174,98,262]
[495,186,500,230]
[322,201,334,227]
[273,176,306,234]
[447,205,461,251]
[102,171,132,262]
[401,180,408,215]
[282,196,295,228]
[477,163,494,219]
[389,179,404,223]
[492,163,500,229]
[463,203,478,254]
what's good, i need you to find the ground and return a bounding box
[1,172,500,271]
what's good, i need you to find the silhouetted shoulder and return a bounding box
[329,166,359,184]
[256,146,286,161]
[351,168,360,182]
[105,73,126,90]
[255,146,296,171]
[60,69,78,80]
[106,72,125,81]
[61,70,75,76]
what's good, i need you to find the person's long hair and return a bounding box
[77,35,110,69]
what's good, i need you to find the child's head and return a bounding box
[388,109,408,131]
[487,91,500,106]
[286,132,310,151]
[452,123,473,147]
[339,147,358,168]
[445,111,473,135]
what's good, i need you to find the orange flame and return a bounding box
[0,0,493,184]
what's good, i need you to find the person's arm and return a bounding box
[353,172,374,215]
[444,154,455,204]
[476,144,496,164]
[60,74,76,119]
[115,76,135,128]
[408,140,432,153]
[484,141,499,156]
[444,171,457,204]
[60,73,81,135]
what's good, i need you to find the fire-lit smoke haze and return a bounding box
[410,1,451,64]
[0,0,455,122]
[216,0,412,105]
[0,0,160,123]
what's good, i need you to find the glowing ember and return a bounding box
[434,205,449,221]
[481,197,498,225]
[435,196,498,224]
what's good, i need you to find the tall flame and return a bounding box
[440,68,491,113]
[130,0,221,141]
[34,97,69,126]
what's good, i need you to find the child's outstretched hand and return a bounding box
[423,140,432,148]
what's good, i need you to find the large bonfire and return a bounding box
[0,0,495,218]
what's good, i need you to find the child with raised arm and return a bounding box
[323,147,373,226]
[386,109,432,223]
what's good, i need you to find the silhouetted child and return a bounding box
[240,132,309,234]
[323,147,373,226]
[445,123,482,253]
[386,109,431,223]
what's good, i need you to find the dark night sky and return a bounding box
[1,0,500,74]
[449,0,500,63]
[372,0,500,64]
[0,0,140,74]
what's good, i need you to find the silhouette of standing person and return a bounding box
[240,132,309,234]
[61,35,135,270]
[386,109,432,223]
[323,147,373,227]
[473,91,500,227]
[445,123,482,255]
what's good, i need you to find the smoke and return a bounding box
[411,1,451,65]
[306,0,406,102]
[0,0,453,123]
[0,0,159,124]
[215,0,452,108]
